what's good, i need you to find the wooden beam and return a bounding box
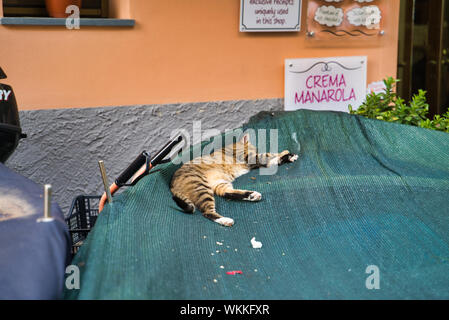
[101,0,108,18]
[426,0,444,117]
[398,0,415,102]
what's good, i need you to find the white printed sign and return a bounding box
[347,5,381,29]
[367,80,386,95]
[314,5,344,27]
[285,56,367,112]
[240,0,302,32]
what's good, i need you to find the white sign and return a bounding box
[285,56,367,112]
[367,80,386,95]
[347,5,382,29]
[314,5,344,27]
[240,0,302,32]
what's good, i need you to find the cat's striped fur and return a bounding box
[170,134,298,227]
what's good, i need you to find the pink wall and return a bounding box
[0,0,400,110]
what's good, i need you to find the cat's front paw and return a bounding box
[287,154,298,162]
[244,191,262,202]
[215,217,234,227]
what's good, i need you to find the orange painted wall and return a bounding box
[0,0,400,111]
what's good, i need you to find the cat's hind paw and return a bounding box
[244,191,262,202]
[215,217,235,227]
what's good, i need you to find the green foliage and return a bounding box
[349,77,449,133]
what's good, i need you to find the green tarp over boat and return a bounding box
[65,110,449,299]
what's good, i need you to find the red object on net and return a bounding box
[226,270,243,275]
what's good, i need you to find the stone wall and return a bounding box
[6,99,283,214]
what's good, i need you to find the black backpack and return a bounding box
[0,67,26,163]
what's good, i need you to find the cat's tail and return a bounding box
[172,191,195,214]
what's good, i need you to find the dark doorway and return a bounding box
[397,0,449,117]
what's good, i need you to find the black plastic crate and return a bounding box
[66,195,101,256]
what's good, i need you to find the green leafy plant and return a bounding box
[349,77,449,133]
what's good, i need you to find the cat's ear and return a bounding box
[240,132,250,144]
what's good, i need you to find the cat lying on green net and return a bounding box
[170,134,298,227]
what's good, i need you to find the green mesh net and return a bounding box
[65,110,449,299]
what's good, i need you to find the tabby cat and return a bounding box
[170,134,298,227]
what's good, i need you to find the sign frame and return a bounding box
[285,56,367,112]
[240,0,302,32]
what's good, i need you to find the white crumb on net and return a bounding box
[216,241,223,246]
[251,237,262,249]
[220,266,224,269]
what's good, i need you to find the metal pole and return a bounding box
[44,184,52,219]
[98,160,113,204]
[37,184,54,222]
